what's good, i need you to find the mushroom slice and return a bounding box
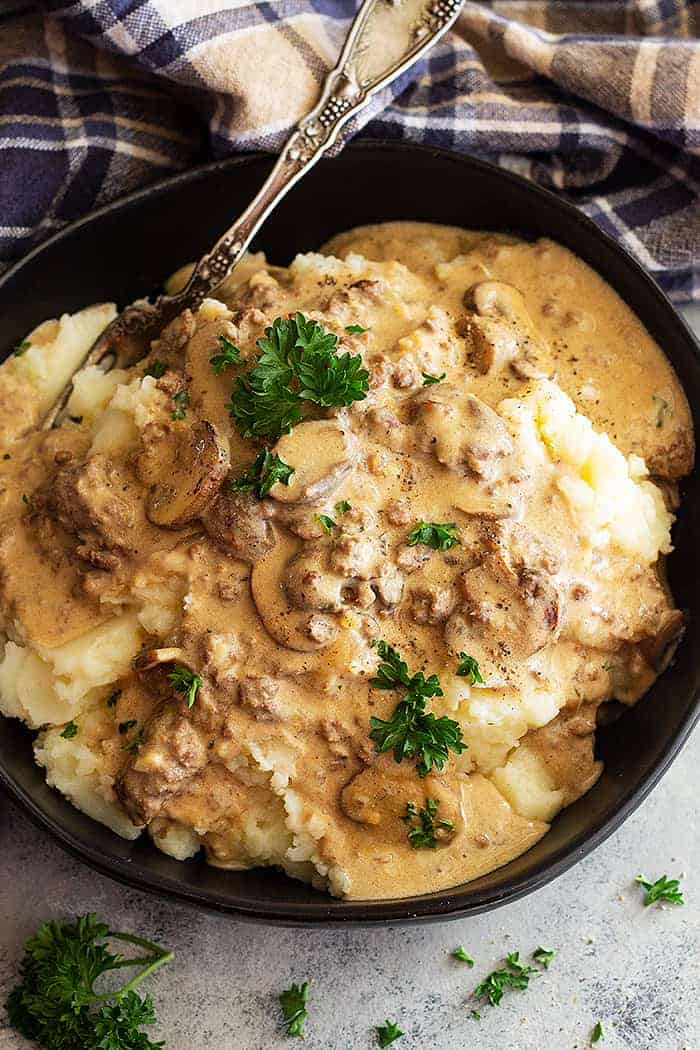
[268,419,356,504]
[463,281,544,377]
[250,527,336,651]
[639,608,684,672]
[133,646,187,672]
[413,386,513,478]
[144,419,229,528]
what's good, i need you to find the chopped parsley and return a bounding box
[635,873,684,906]
[231,449,294,499]
[60,721,78,740]
[376,1019,404,1046]
[6,913,172,1050]
[473,951,539,1008]
[453,946,474,966]
[118,719,137,735]
[345,324,368,334]
[335,500,352,514]
[279,981,309,1038]
[209,334,241,374]
[456,652,484,685]
[407,521,460,551]
[591,1020,605,1043]
[422,371,446,385]
[168,665,202,709]
[369,641,466,777]
[171,389,190,420]
[470,1009,481,1021]
[143,359,167,379]
[123,728,144,754]
[106,689,121,708]
[402,799,455,848]
[532,946,556,969]
[14,339,30,357]
[227,313,369,440]
[316,513,336,534]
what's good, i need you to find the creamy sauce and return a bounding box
[0,223,692,900]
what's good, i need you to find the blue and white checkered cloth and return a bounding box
[1,0,699,301]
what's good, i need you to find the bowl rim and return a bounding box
[1,140,699,926]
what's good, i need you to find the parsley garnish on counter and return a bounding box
[6,913,172,1050]
[209,334,241,374]
[407,521,460,551]
[473,952,538,1008]
[60,721,78,739]
[369,641,466,777]
[422,371,445,385]
[532,946,556,969]
[453,947,475,966]
[402,799,455,848]
[376,1019,404,1046]
[472,947,555,1011]
[231,449,294,498]
[456,652,483,685]
[227,313,369,439]
[635,873,684,906]
[279,981,309,1037]
[168,665,202,709]
[591,1020,605,1043]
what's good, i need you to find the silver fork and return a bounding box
[43,0,464,428]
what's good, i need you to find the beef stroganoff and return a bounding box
[0,223,692,899]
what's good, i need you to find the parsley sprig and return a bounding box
[231,449,294,499]
[376,1019,404,1046]
[456,652,483,685]
[279,981,309,1038]
[402,799,455,848]
[635,873,684,906]
[422,371,445,385]
[143,359,167,379]
[227,313,369,440]
[407,521,461,551]
[60,721,78,740]
[168,665,202,709]
[171,389,190,421]
[209,334,240,374]
[369,641,466,777]
[6,913,172,1050]
[591,1021,605,1044]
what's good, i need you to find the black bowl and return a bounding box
[1,143,699,925]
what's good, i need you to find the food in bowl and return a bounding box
[0,222,692,900]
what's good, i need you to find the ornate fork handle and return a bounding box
[44,0,463,426]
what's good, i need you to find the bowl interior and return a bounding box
[1,143,699,924]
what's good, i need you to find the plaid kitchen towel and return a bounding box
[1,0,698,301]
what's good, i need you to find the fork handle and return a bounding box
[115,0,463,334]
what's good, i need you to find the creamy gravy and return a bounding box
[0,223,692,899]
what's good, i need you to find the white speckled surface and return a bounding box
[1,308,698,1050]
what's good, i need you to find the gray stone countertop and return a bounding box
[1,308,699,1050]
